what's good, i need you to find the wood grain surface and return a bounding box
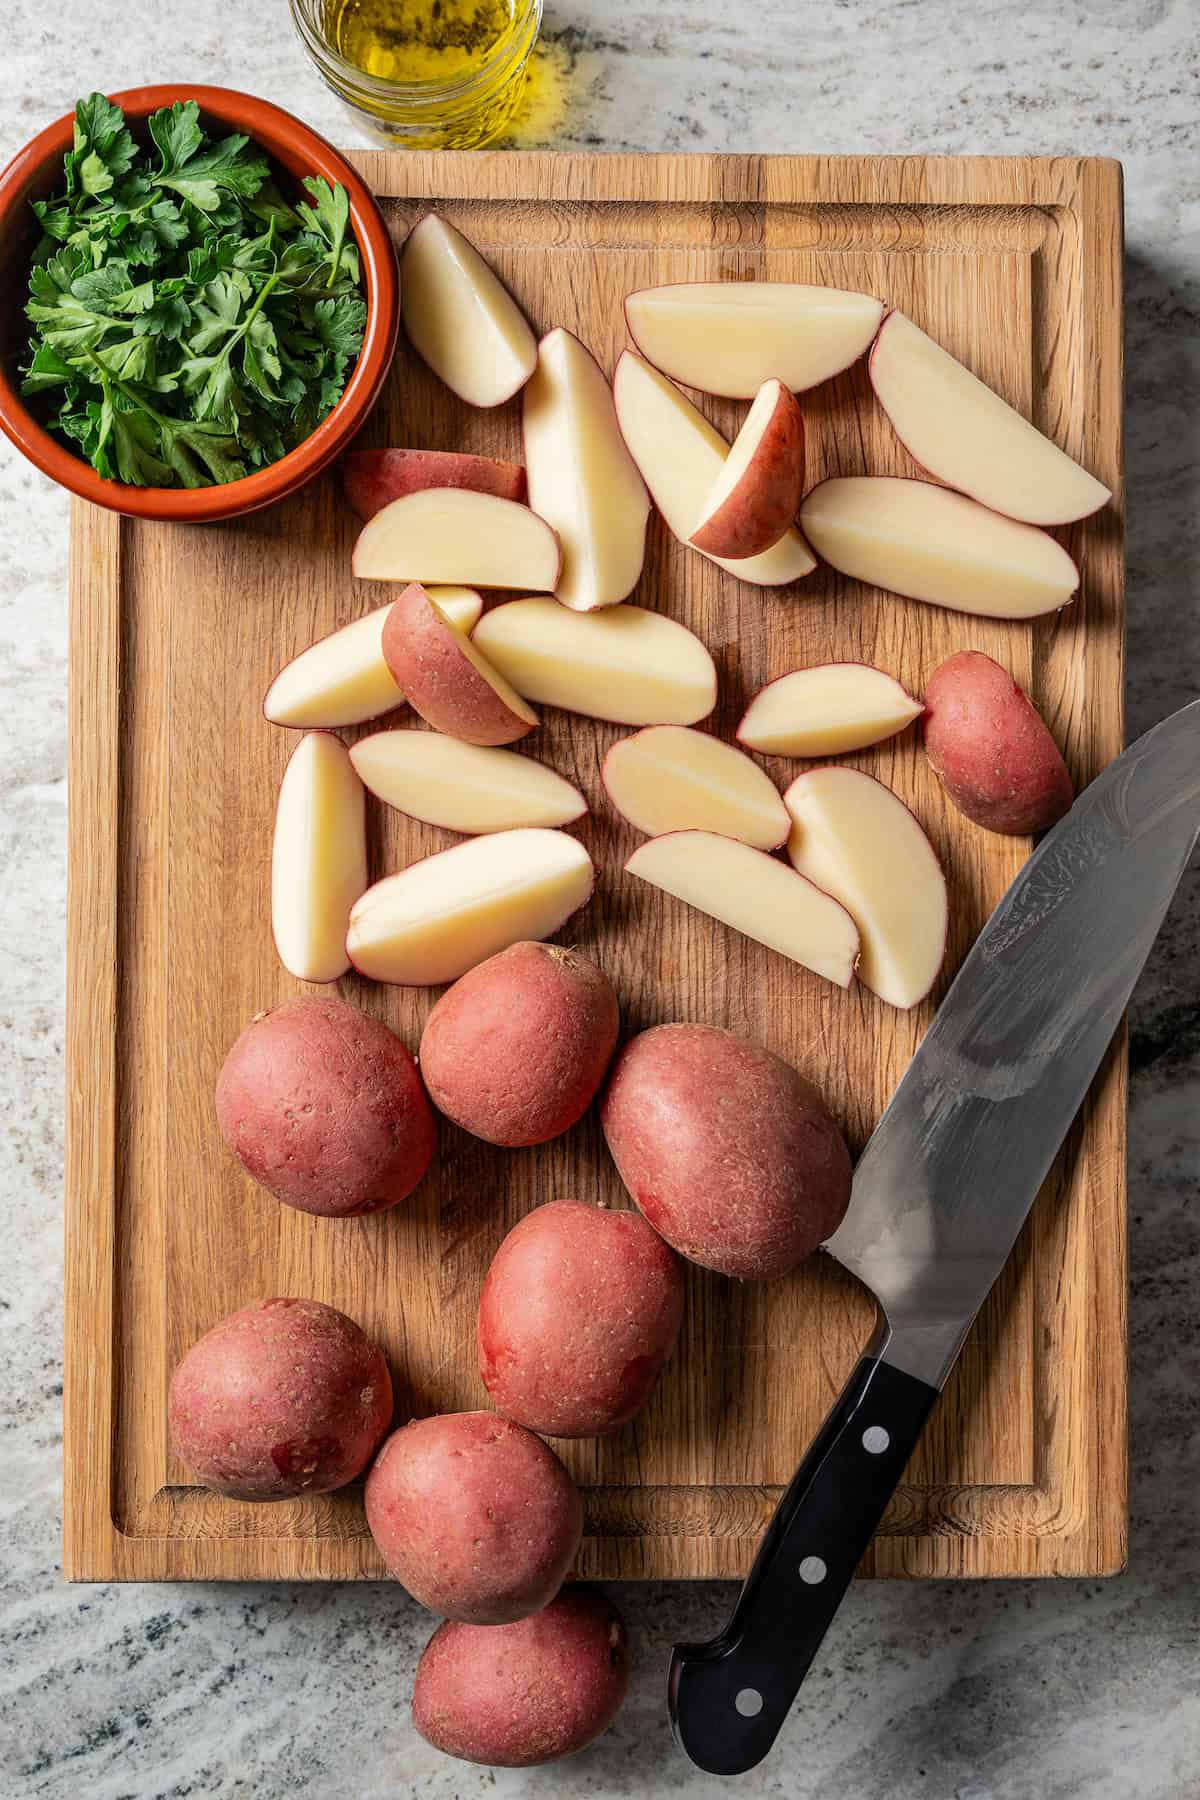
[64,152,1126,1582]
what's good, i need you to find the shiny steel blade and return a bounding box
[828,700,1200,1388]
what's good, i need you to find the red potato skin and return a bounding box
[381,581,535,746]
[923,650,1074,835]
[364,1412,582,1623]
[168,1297,392,1501]
[419,942,619,1146]
[600,1023,851,1280]
[689,383,805,559]
[342,448,526,521]
[413,1586,630,1767]
[215,996,436,1218]
[478,1199,685,1436]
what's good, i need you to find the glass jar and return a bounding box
[289,0,542,149]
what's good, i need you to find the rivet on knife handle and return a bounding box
[669,1347,937,1777]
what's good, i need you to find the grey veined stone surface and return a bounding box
[1,2,1197,1793]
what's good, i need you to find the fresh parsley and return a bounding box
[23,95,367,488]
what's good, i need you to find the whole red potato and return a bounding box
[413,1586,630,1767]
[215,996,435,1217]
[419,942,619,1146]
[365,1411,582,1623]
[601,1023,851,1280]
[168,1297,392,1501]
[923,649,1074,835]
[478,1199,684,1437]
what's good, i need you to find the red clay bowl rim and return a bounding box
[0,83,399,522]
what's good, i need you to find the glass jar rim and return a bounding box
[289,0,541,106]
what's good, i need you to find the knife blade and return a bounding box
[670,698,1200,1777]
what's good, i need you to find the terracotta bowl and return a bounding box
[0,84,399,522]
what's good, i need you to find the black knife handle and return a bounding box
[669,1353,938,1776]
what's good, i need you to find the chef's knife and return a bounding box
[670,698,1200,1777]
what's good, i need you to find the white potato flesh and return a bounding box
[350,732,586,834]
[352,489,561,591]
[624,282,884,398]
[473,598,717,726]
[346,829,594,985]
[625,830,860,989]
[612,353,816,586]
[522,327,650,611]
[400,214,537,407]
[603,727,788,848]
[271,732,367,983]
[785,767,947,1009]
[738,664,924,757]
[263,590,482,728]
[799,477,1079,619]
[870,312,1110,526]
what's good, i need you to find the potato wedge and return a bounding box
[689,379,805,559]
[625,830,859,988]
[522,328,650,611]
[350,732,586,834]
[603,726,788,848]
[624,282,884,397]
[785,767,947,1008]
[343,448,526,521]
[613,352,816,586]
[381,583,538,746]
[870,311,1109,525]
[352,489,561,592]
[347,829,594,985]
[799,476,1078,619]
[473,598,717,726]
[271,732,366,983]
[401,214,536,407]
[738,663,923,758]
[263,590,482,729]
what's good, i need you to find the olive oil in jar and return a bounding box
[292,0,543,146]
[323,0,517,84]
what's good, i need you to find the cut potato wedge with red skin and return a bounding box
[381,583,537,746]
[342,448,526,521]
[625,830,860,989]
[263,590,482,729]
[350,732,587,835]
[352,488,561,591]
[271,733,367,984]
[603,727,788,849]
[624,282,884,398]
[346,829,595,986]
[799,476,1079,620]
[785,767,947,1010]
[401,214,537,407]
[689,380,805,559]
[522,328,650,612]
[473,598,717,727]
[738,664,924,758]
[612,352,816,587]
[870,312,1110,526]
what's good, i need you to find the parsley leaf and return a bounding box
[297,177,351,287]
[311,294,368,361]
[148,100,206,176]
[65,94,137,200]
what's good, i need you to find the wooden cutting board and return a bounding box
[64,151,1125,1583]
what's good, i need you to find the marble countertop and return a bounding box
[1,2,1197,1795]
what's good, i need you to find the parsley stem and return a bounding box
[83,349,172,428]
